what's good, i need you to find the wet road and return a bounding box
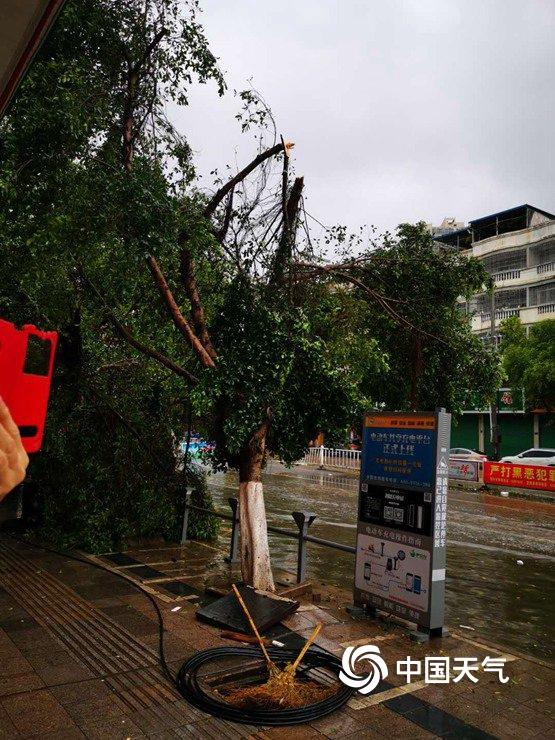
[207,463,555,660]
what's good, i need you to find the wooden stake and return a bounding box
[288,623,322,674]
[231,584,276,673]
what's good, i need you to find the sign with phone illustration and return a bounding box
[354,533,430,612]
[354,410,451,637]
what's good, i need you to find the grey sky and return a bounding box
[171,0,555,236]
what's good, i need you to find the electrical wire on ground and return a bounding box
[176,645,353,726]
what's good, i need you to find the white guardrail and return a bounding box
[302,446,481,483]
[303,446,361,470]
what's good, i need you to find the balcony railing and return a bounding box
[537,261,554,275]
[472,303,554,329]
[481,308,521,322]
[491,261,554,285]
[492,269,521,282]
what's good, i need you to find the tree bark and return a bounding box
[146,254,215,368]
[238,422,275,591]
[180,247,217,360]
[122,68,138,172]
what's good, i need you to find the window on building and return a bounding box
[529,240,555,267]
[481,250,526,275]
[529,282,555,306]
[495,288,527,310]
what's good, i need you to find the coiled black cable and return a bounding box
[176,645,354,725]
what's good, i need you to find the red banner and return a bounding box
[483,462,555,492]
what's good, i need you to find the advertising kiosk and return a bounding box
[353,409,451,638]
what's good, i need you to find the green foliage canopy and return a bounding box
[500,316,555,410]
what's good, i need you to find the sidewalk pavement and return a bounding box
[0,535,552,739]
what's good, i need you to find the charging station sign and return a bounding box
[354,410,451,636]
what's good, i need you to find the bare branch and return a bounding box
[133,27,167,74]
[280,135,290,235]
[203,142,290,219]
[146,255,216,367]
[285,176,304,230]
[216,187,234,243]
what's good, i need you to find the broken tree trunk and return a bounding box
[238,423,275,592]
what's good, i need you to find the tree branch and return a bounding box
[216,187,234,243]
[146,255,216,368]
[80,271,198,383]
[292,262,446,344]
[203,142,291,219]
[270,176,304,285]
[180,247,217,360]
[133,27,167,74]
[285,176,304,231]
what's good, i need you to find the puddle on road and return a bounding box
[208,466,555,661]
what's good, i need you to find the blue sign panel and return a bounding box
[362,424,435,489]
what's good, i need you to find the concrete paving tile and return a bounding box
[50,679,114,706]
[35,661,96,687]
[0,612,40,634]
[99,605,159,637]
[324,732,380,740]
[63,695,135,725]
[257,727,325,738]
[173,726,203,739]
[503,701,550,727]
[124,708,176,734]
[33,726,87,739]
[1,688,75,737]
[0,650,36,680]
[309,709,370,737]
[0,705,19,740]
[199,717,259,739]
[0,672,45,698]
[78,714,146,739]
[477,715,539,739]
[7,626,60,654]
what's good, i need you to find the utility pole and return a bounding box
[489,287,500,460]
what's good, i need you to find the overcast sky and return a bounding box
[171,0,555,236]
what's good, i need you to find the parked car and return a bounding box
[500,448,555,466]
[449,448,488,462]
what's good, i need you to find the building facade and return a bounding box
[433,204,555,342]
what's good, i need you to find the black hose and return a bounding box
[176,645,354,725]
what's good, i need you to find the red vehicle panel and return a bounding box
[0,319,58,453]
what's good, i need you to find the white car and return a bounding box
[449,448,488,462]
[500,448,555,466]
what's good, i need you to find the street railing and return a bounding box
[301,446,484,485]
[303,445,361,470]
[180,493,355,584]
